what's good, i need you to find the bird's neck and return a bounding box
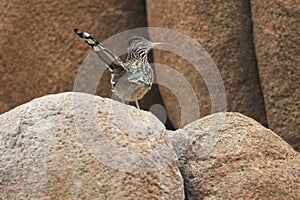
[126,50,148,64]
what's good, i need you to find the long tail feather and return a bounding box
[74,28,125,71]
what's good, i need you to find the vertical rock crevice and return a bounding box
[244,0,269,127]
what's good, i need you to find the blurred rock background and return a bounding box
[0,0,298,151]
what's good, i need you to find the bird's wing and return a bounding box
[128,71,144,82]
[74,29,125,72]
[127,71,148,86]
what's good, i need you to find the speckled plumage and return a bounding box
[74,29,162,109]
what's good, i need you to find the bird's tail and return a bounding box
[74,28,125,71]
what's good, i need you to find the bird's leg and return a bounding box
[135,98,140,110]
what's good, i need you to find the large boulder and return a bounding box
[250,0,300,151]
[146,0,267,128]
[169,112,300,199]
[0,92,184,199]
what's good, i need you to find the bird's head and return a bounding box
[128,36,163,53]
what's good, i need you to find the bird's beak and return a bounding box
[149,42,163,48]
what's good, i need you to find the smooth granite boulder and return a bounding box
[0,92,184,199]
[169,112,300,199]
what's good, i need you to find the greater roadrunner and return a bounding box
[74,29,162,109]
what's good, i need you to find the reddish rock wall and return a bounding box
[251,0,300,151]
[146,0,267,129]
[0,0,147,113]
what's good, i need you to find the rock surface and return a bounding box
[146,0,267,128]
[169,112,300,199]
[251,0,300,151]
[0,92,184,199]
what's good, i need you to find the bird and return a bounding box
[74,28,163,109]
